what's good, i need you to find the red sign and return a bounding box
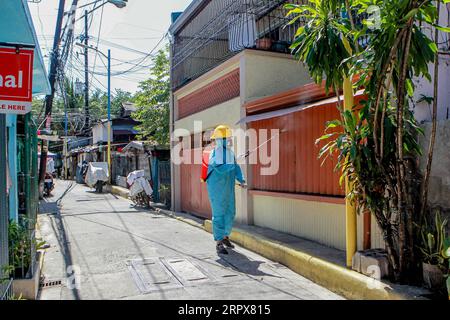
[0,47,34,115]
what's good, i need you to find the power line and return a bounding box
[89,3,105,90]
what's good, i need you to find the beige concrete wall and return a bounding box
[174,97,241,136]
[252,194,346,251]
[173,97,246,221]
[241,50,312,103]
[419,120,450,211]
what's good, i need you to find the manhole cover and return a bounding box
[128,258,183,293]
[128,257,213,294]
[163,258,209,285]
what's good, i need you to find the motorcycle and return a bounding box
[127,170,153,208]
[85,162,109,193]
[43,172,54,197]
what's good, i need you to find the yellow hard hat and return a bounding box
[211,125,232,140]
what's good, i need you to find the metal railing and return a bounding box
[0,279,14,301]
[171,0,306,90]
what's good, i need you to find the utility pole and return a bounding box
[84,9,90,131]
[107,49,112,182]
[38,0,66,196]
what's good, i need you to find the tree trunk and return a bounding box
[395,21,414,281]
[420,0,440,223]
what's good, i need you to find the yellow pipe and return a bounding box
[64,138,68,180]
[342,37,357,267]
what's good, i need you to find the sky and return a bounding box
[28,0,192,94]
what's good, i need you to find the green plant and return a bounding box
[288,0,450,282]
[132,46,170,145]
[1,265,14,284]
[7,218,42,279]
[418,211,448,267]
[443,237,450,299]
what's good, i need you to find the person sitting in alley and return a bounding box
[204,125,245,255]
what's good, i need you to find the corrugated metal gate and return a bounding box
[249,102,344,196]
[180,148,212,219]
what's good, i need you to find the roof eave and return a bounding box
[168,0,208,35]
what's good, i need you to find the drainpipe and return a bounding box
[343,37,357,268]
[0,115,9,276]
[6,115,18,222]
[24,114,32,223]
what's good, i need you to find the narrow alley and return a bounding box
[37,180,343,300]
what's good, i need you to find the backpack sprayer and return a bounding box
[201,129,288,185]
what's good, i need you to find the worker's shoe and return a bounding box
[222,237,235,249]
[216,242,228,255]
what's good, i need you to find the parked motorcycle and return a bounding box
[85,162,109,193]
[127,170,153,208]
[43,173,54,197]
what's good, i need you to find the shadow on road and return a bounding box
[38,202,81,300]
[215,249,279,278]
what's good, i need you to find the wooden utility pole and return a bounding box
[83,9,90,131]
[38,0,66,194]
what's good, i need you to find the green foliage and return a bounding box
[31,78,134,137]
[289,0,450,280]
[418,210,448,266]
[7,218,46,279]
[132,47,170,146]
[286,0,351,92]
[444,237,450,298]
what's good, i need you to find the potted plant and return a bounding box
[7,219,46,300]
[418,211,448,293]
[443,237,450,300]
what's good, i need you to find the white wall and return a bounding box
[413,4,450,123]
[92,122,112,145]
[241,50,312,103]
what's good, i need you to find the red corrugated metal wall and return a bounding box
[177,69,240,120]
[180,148,212,218]
[249,102,345,197]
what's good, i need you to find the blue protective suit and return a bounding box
[206,139,245,241]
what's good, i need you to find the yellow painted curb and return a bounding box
[110,186,130,199]
[153,208,205,230]
[204,220,425,300]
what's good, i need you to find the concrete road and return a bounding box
[37,180,343,300]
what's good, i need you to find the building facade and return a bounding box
[169,0,450,253]
[168,0,381,252]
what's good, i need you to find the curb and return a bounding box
[108,189,428,300]
[110,185,130,199]
[152,207,205,230]
[203,220,428,300]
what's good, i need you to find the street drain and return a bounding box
[40,279,62,288]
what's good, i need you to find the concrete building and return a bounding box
[168,0,450,255]
[0,0,51,299]
[168,0,383,253]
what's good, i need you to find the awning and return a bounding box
[114,129,138,135]
[0,0,51,96]
[236,89,365,125]
[122,141,145,152]
[38,135,61,142]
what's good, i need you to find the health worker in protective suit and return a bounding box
[205,125,246,255]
